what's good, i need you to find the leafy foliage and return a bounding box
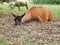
[0,0,16,3]
[33,0,60,4]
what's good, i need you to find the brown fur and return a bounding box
[21,6,53,23]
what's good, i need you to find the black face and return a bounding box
[14,16,22,25]
[12,13,25,25]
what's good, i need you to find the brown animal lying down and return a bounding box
[11,6,54,25]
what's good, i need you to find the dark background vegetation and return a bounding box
[0,0,60,4]
[0,0,16,3]
[33,0,60,4]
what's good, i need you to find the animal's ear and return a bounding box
[11,12,16,17]
[21,13,25,17]
[24,13,25,15]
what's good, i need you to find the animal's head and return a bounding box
[11,12,25,25]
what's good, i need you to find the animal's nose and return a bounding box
[15,23,17,25]
[15,23,21,25]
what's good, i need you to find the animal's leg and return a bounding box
[18,6,20,10]
[26,5,28,9]
[48,11,53,21]
[37,16,43,23]
[48,14,54,21]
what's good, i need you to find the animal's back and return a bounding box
[21,6,53,23]
[29,6,51,22]
[16,0,29,6]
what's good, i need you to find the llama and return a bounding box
[11,6,53,25]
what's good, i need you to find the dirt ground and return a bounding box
[0,12,60,45]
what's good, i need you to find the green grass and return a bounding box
[0,4,27,14]
[0,4,60,18]
[0,38,5,45]
[0,38,18,45]
[0,38,4,44]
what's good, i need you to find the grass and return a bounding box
[0,4,60,18]
[0,4,27,14]
[0,38,7,45]
[0,38,4,45]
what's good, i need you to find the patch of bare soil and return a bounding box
[0,12,60,45]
